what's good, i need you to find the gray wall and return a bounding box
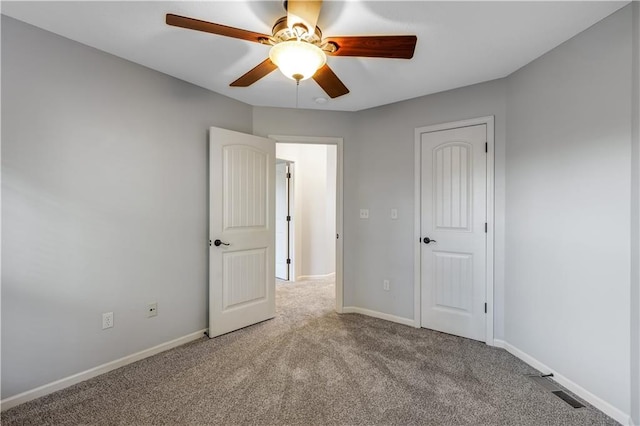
[1,16,253,398]
[631,2,640,424]
[505,6,632,414]
[353,81,506,331]
[254,79,507,337]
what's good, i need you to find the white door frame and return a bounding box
[269,134,344,314]
[275,159,294,281]
[414,116,495,345]
[284,162,294,281]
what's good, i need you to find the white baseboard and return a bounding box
[496,340,630,426]
[342,306,415,327]
[296,272,336,281]
[1,329,207,412]
[492,338,506,348]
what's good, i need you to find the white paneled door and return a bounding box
[209,127,275,338]
[420,124,487,341]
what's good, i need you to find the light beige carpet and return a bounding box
[2,278,617,425]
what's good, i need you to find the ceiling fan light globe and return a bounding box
[269,40,326,81]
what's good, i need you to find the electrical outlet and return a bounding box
[147,302,158,318]
[102,312,113,329]
[383,280,390,291]
[360,209,369,219]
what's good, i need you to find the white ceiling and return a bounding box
[1,1,628,111]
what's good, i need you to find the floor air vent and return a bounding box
[526,375,585,409]
[552,390,585,408]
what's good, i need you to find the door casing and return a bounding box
[414,116,495,345]
[275,160,294,280]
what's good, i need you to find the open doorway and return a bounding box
[276,143,336,280]
[271,135,343,313]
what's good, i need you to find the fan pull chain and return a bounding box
[295,79,300,109]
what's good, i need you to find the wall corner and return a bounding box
[631,2,640,425]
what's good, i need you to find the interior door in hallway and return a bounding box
[420,124,487,341]
[209,127,275,338]
[275,161,291,280]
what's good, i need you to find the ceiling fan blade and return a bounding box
[313,64,349,99]
[230,59,278,87]
[287,0,323,34]
[324,35,417,59]
[166,14,270,44]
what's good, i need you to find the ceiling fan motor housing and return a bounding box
[271,16,322,45]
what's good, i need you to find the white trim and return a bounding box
[0,329,207,412]
[492,338,506,348]
[296,272,336,281]
[342,306,415,327]
[485,117,495,346]
[270,136,344,145]
[269,135,344,314]
[413,116,495,344]
[286,161,296,282]
[413,131,422,328]
[275,159,296,282]
[499,340,631,426]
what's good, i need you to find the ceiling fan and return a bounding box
[166,0,417,99]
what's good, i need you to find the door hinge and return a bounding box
[209,239,211,247]
[485,142,488,153]
[485,222,488,233]
[286,258,291,264]
[286,215,291,221]
[484,303,487,313]
[286,172,291,178]
[337,233,339,239]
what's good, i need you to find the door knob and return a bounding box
[213,239,230,247]
[423,237,437,244]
